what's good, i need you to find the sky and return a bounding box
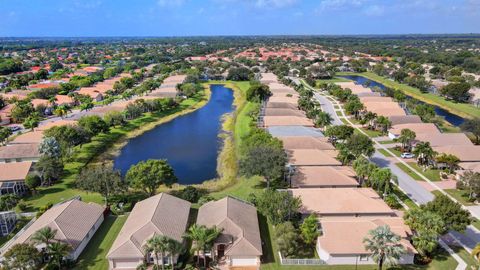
[0,0,479,37]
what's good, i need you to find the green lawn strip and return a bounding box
[315,77,351,85]
[396,163,424,181]
[472,219,480,231]
[336,111,342,116]
[75,215,127,270]
[23,92,208,210]
[388,147,403,157]
[450,245,480,269]
[432,189,476,206]
[336,72,480,119]
[354,128,382,138]
[392,186,419,210]
[379,140,395,144]
[333,105,340,109]
[340,118,349,125]
[406,162,440,182]
[378,148,393,157]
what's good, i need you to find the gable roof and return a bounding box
[279,136,334,151]
[0,144,40,160]
[0,162,32,182]
[6,199,103,253]
[107,193,191,259]
[263,116,314,127]
[291,166,358,188]
[289,188,395,216]
[415,133,473,147]
[197,197,262,256]
[287,149,342,166]
[433,145,480,162]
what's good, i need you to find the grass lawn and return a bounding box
[315,77,351,86]
[392,186,419,210]
[23,91,208,211]
[406,162,440,182]
[450,245,480,270]
[378,148,393,157]
[472,219,480,231]
[75,215,127,270]
[356,128,382,138]
[336,111,342,116]
[432,189,476,206]
[334,105,340,109]
[336,72,480,119]
[340,118,349,125]
[388,147,403,157]
[396,163,424,181]
[379,140,395,144]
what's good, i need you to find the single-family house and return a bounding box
[317,217,416,265]
[1,199,104,260]
[0,161,32,195]
[0,143,40,163]
[388,123,440,140]
[287,149,342,166]
[290,166,358,188]
[415,133,473,147]
[10,131,44,145]
[107,193,191,269]
[263,116,314,127]
[289,188,396,218]
[264,108,305,117]
[196,197,262,269]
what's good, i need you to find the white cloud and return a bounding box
[158,0,185,7]
[316,0,366,12]
[363,4,384,16]
[254,0,298,8]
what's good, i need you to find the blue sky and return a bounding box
[0,0,479,36]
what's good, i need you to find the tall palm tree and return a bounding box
[47,242,72,269]
[363,225,406,270]
[166,239,184,270]
[413,142,437,168]
[375,116,391,135]
[315,111,332,131]
[370,168,397,197]
[144,235,171,269]
[32,227,57,248]
[398,128,416,152]
[436,153,460,173]
[184,225,222,267]
[361,111,377,129]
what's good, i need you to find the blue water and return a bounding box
[113,85,234,184]
[340,75,465,126]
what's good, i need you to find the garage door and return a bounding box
[231,257,257,266]
[113,259,139,269]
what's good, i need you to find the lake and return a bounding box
[340,75,465,126]
[113,84,234,184]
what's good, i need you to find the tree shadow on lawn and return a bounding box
[258,213,275,264]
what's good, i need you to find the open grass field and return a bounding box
[337,72,480,119]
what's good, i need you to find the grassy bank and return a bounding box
[337,72,480,119]
[23,91,209,210]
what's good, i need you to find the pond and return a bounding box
[340,75,465,127]
[113,84,234,184]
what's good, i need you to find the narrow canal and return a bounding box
[113,84,234,184]
[340,75,465,126]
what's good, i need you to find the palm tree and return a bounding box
[32,227,57,248]
[436,153,460,174]
[363,225,406,270]
[370,168,397,197]
[361,111,377,129]
[184,225,222,267]
[144,235,171,269]
[472,243,480,262]
[47,242,72,269]
[353,157,378,186]
[413,142,437,168]
[375,116,391,135]
[398,128,416,152]
[166,239,184,269]
[315,111,332,130]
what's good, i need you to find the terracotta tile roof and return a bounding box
[279,136,334,150]
[388,115,423,125]
[291,166,358,188]
[107,193,191,259]
[264,108,305,117]
[415,133,473,147]
[0,161,32,182]
[30,99,50,108]
[54,95,75,105]
[8,199,104,252]
[433,145,480,162]
[289,188,395,216]
[197,197,262,256]
[389,123,440,137]
[266,102,298,110]
[268,96,298,105]
[11,131,44,144]
[287,149,342,166]
[263,116,314,127]
[36,120,77,131]
[318,217,416,255]
[0,144,40,160]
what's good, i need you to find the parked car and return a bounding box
[401,152,415,159]
[9,126,21,132]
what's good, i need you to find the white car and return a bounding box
[401,152,415,159]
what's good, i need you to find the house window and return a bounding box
[359,255,369,261]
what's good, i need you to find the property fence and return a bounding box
[278,252,326,266]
